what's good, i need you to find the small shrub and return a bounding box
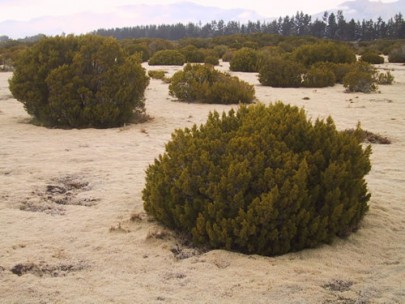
[360,51,384,64]
[222,50,234,62]
[169,63,255,104]
[148,70,167,80]
[303,65,336,88]
[258,57,305,87]
[343,62,378,93]
[143,102,372,256]
[148,50,185,66]
[230,47,258,72]
[377,71,394,85]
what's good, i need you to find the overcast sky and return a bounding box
[0,0,376,21]
[0,0,398,38]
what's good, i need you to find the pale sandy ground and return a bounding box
[0,61,404,303]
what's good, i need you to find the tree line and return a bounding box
[93,11,405,41]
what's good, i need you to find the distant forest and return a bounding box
[93,11,405,41]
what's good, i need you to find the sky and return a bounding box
[0,0,399,38]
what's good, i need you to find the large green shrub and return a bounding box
[293,41,356,67]
[179,45,206,63]
[169,63,255,104]
[230,47,258,72]
[360,51,384,64]
[303,65,336,88]
[143,102,372,256]
[258,57,305,87]
[148,50,185,65]
[388,45,405,63]
[343,62,378,93]
[9,35,149,128]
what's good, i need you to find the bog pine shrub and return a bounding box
[143,102,372,256]
[343,62,378,93]
[169,63,255,104]
[258,57,305,87]
[148,50,185,65]
[302,64,336,88]
[9,35,149,128]
[230,47,258,72]
[360,51,384,64]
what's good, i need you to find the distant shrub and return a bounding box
[204,56,220,66]
[388,45,405,63]
[303,65,336,88]
[222,50,234,62]
[148,50,185,65]
[169,63,255,104]
[148,70,167,80]
[377,71,394,85]
[230,47,258,72]
[180,45,206,63]
[360,51,384,64]
[258,57,305,87]
[293,41,356,67]
[9,35,149,128]
[343,62,378,93]
[143,102,372,256]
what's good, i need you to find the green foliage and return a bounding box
[360,51,384,64]
[169,63,255,104]
[148,70,167,80]
[204,56,220,66]
[143,102,372,256]
[221,50,234,62]
[293,41,356,67]
[229,47,258,72]
[148,50,185,65]
[388,45,405,63]
[180,45,206,63]
[258,57,305,87]
[303,65,336,87]
[9,35,149,128]
[343,62,378,93]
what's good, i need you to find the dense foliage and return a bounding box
[303,65,336,88]
[148,49,185,65]
[229,47,258,72]
[9,35,149,128]
[343,62,378,93]
[293,41,356,67]
[143,102,372,256]
[388,45,405,63]
[169,64,255,104]
[360,51,384,64]
[258,57,305,87]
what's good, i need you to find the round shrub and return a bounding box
[148,50,185,65]
[180,45,206,63]
[360,51,384,64]
[343,62,378,93]
[258,57,305,87]
[9,35,149,128]
[230,47,258,72]
[143,102,372,256]
[302,65,336,88]
[169,63,255,104]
